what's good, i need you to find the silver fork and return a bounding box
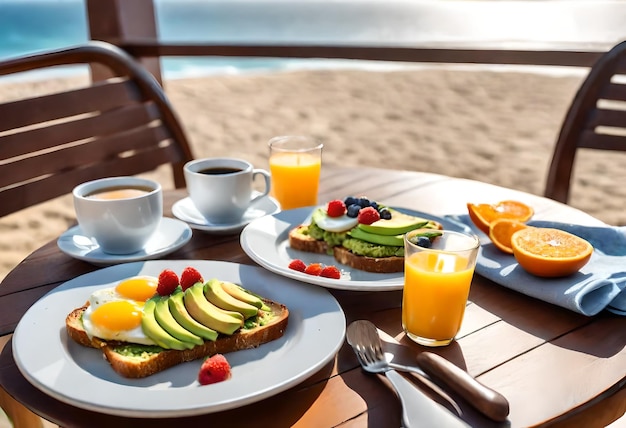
[348,320,510,422]
[347,322,469,428]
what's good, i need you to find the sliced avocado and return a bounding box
[204,279,259,319]
[154,296,203,346]
[141,298,194,350]
[342,238,404,258]
[220,281,264,309]
[183,283,243,335]
[168,288,218,341]
[349,227,404,246]
[358,209,432,235]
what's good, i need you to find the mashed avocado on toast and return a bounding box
[307,217,351,251]
[66,274,289,379]
[341,237,405,258]
[288,198,443,273]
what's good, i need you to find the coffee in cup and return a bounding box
[72,177,163,254]
[184,158,271,224]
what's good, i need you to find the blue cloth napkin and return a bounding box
[446,215,626,317]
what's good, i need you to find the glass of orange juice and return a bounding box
[402,229,480,347]
[268,136,323,210]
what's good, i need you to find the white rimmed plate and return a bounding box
[172,192,280,235]
[12,260,345,418]
[240,207,466,291]
[57,217,192,266]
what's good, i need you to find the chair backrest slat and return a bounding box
[0,101,162,161]
[1,124,171,191]
[599,82,626,102]
[0,79,142,133]
[579,130,626,151]
[2,143,180,216]
[545,40,626,204]
[0,42,194,217]
[588,107,626,129]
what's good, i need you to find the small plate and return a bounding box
[172,192,280,235]
[240,207,466,291]
[57,217,192,266]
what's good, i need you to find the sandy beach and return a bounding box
[2,66,626,283]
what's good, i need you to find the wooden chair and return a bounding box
[0,41,194,427]
[0,41,194,217]
[545,40,626,204]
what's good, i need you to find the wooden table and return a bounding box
[1,166,624,427]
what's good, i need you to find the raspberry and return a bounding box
[320,265,341,279]
[357,206,381,225]
[157,269,179,296]
[180,266,203,291]
[326,200,346,217]
[304,263,324,276]
[288,259,307,272]
[198,354,232,385]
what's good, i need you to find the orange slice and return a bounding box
[511,227,593,277]
[489,219,530,254]
[467,200,534,234]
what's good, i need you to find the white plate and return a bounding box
[240,207,466,291]
[172,192,280,234]
[12,260,345,418]
[57,217,192,266]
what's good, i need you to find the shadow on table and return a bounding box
[0,338,333,428]
[469,277,625,359]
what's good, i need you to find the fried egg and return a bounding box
[82,275,158,345]
[312,208,358,233]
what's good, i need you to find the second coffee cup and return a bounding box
[184,158,271,224]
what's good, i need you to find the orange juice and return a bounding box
[269,152,321,210]
[402,251,474,345]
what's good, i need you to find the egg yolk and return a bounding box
[115,276,158,302]
[91,300,143,331]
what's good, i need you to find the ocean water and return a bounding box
[0,0,433,81]
[0,0,609,81]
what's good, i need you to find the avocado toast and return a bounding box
[66,273,289,378]
[289,197,442,273]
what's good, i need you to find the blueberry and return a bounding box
[346,204,361,218]
[416,236,432,248]
[379,208,392,220]
[358,197,370,208]
[344,196,358,207]
[370,201,379,211]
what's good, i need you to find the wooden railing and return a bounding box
[85,0,610,85]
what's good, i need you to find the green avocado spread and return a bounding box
[342,238,404,257]
[113,344,163,360]
[243,308,275,330]
[307,221,349,253]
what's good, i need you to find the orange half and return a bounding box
[511,227,593,277]
[467,200,534,234]
[489,219,530,254]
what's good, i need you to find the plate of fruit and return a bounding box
[240,196,466,291]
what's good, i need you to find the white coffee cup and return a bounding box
[184,158,271,224]
[72,177,163,254]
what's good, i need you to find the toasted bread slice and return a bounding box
[288,225,329,254]
[333,246,404,273]
[66,300,289,378]
[289,213,443,273]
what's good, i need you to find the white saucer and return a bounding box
[172,192,281,235]
[57,217,193,266]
